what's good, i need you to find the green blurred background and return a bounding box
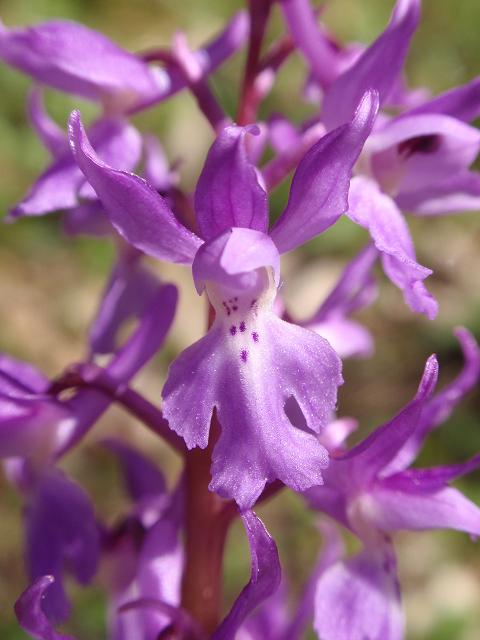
[0,0,480,638]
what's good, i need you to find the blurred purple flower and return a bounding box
[25,471,99,622]
[0,13,248,114]
[306,336,480,640]
[283,0,480,319]
[8,89,180,243]
[3,281,177,623]
[100,442,184,640]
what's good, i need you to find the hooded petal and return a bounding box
[68,110,202,264]
[192,227,280,293]
[194,126,268,240]
[366,485,480,535]
[25,470,99,622]
[314,544,403,640]
[15,576,76,640]
[89,256,161,355]
[0,19,166,109]
[270,90,378,254]
[212,511,281,639]
[10,117,142,219]
[347,176,438,319]
[322,0,420,130]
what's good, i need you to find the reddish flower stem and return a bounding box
[237,0,273,125]
[181,414,233,635]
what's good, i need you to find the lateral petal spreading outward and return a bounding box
[270,90,379,253]
[69,111,202,264]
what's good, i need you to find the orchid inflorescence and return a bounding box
[1,0,480,638]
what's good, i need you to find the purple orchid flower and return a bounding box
[308,0,480,219]
[0,13,248,114]
[8,107,143,224]
[67,89,378,508]
[0,279,177,463]
[100,442,282,640]
[4,279,178,624]
[279,0,440,319]
[8,88,180,358]
[8,88,179,237]
[24,470,100,622]
[100,441,184,640]
[284,0,480,318]
[281,0,422,122]
[365,78,480,216]
[305,335,480,640]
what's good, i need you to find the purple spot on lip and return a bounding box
[230,325,237,336]
[240,349,248,362]
[250,299,257,308]
[232,305,238,311]
[239,321,246,332]
[252,332,259,342]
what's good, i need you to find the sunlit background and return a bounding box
[0,0,480,638]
